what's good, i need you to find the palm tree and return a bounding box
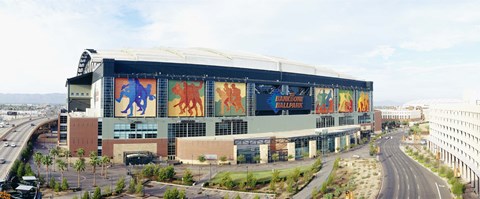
[64,149,72,171]
[57,159,67,179]
[42,155,53,181]
[73,158,86,188]
[33,152,43,177]
[77,148,85,158]
[101,156,110,178]
[50,147,59,172]
[89,151,100,186]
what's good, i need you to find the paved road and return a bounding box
[377,130,451,199]
[0,117,51,181]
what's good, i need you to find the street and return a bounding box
[377,130,451,199]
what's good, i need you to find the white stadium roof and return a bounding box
[80,47,358,80]
[402,99,463,108]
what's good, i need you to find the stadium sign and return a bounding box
[257,89,312,113]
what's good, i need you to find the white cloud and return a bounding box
[0,0,479,105]
[363,45,396,59]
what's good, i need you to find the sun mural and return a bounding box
[357,91,370,112]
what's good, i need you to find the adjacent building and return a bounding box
[61,47,374,164]
[428,102,480,194]
[379,109,421,122]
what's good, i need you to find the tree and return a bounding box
[237,154,246,164]
[64,150,72,171]
[287,154,294,160]
[220,172,235,189]
[452,181,465,196]
[246,172,257,190]
[272,153,279,163]
[49,177,56,189]
[33,152,43,177]
[81,191,90,199]
[77,148,85,158]
[272,169,280,183]
[24,163,35,176]
[92,187,102,199]
[16,162,25,178]
[183,169,194,185]
[50,147,60,172]
[163,187,185,199]
[269,179,276,193]
[61,177,69,190]
[127,179,136,194]
[220,156,227,163]
[42,155,53,181]
[89,151,100,187]
[100,156,110,178]
[54,181,61,192]
[198,155,206,163]
[115,177,126,194]
[253,155,261,163]
[57,159,67,179]
[135,180,144,196]
[73,158,86,188]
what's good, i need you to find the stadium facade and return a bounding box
[61,47,374,164]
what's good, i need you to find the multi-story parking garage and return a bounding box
[428,102,480,194]
[61,47,374,164]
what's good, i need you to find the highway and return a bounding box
[377,130,451,199]
[0,117,51,181]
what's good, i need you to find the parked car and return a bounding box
[3,142,8,147]
[0,158,6,164]
[11,143,16,147]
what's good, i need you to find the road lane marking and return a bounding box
[435,182,442,199]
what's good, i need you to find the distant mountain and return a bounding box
[374,100,403,107]
[0,93,66,104]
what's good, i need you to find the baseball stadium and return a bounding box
[61,47,374,164]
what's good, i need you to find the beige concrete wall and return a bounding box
[309,140,317,158]
[259,144,269,164]
[345,135,350,147]
[287,142,295,161]
[335,137,341,153]
[113,143,157,163]
[233,145,238,165]
[176,139,234,165]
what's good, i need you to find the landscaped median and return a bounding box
[402,145,463,199]
[207,158,323,198]
[310,157,381,199]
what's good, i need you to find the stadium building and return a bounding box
[61,47,374,164]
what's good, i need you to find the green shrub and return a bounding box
[115,177,126,194]
[452,181,465,196]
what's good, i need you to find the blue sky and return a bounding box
[0,0,479,104]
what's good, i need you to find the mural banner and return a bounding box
[168,80,205,117]
[338,89,354,113]
[214,82,246,116]
[357,91,370,112]
[115,78,157,117]
[315,88,334,114]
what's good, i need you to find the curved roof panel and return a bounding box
[79,47,358,80]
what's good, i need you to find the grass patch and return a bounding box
[211,165,312,184]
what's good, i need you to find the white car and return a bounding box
[3,142,8,147]
[11,143,16,147]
